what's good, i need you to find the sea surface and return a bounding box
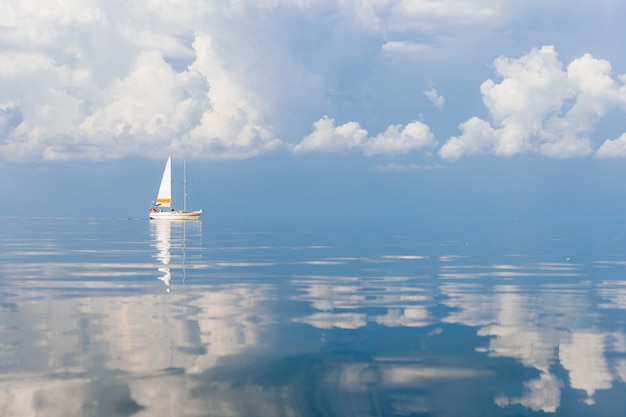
[1,216,626,416]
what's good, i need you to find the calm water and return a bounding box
[1,217,626,416]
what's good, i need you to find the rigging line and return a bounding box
[185,162,206,209]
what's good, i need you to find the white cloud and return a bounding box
[596,133,626,158]
[439,117,497,161]
[0,41,282,161]
[293,117,437,156]
[292,116,367,154]
[364,121,437,155]
[0,1,108,47]
[538,136,593,159]
[182,34,283,159]
[0,1,302,161]
[381,41,432,55]
[0,9,284,161]
[440,46,626,161]
[1,1,626,162]
[388,0,503,32]
[424,87,445,109]
[0,0,523,162]
[78,50,197,153]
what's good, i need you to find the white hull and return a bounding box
[149,210,203,220]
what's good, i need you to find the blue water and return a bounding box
[1,217,626,416]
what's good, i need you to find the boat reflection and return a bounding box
[150,219,202,292]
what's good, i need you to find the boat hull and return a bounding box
[149,210,203,220]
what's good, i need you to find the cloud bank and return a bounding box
[1,1,625,162]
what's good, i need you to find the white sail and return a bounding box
[155,156,172,208]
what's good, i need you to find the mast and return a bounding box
[183,158,187,213]
[170,155,174,210]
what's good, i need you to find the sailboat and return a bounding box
[149,156,203,220]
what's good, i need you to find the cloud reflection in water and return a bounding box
[1,219,626,415]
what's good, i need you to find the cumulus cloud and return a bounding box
[364,122,437,155]
[424,87,445,109]
[0,1,309,161]
[596,133,626,158]
[440,46,626,161]
[2,1,626,163]
[439,117,498,161]
[0,35,282,161]
[293,116,437,156]
[292,116,367,154]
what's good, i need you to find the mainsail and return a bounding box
[155,156,172,207]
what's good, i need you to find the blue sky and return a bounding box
[1,1,626,221]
